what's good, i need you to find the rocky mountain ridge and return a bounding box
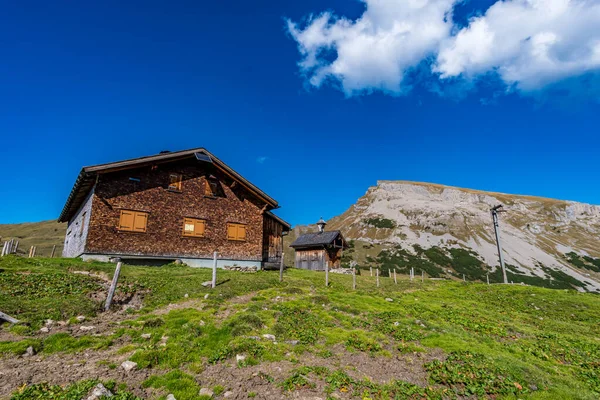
[293,181,600,292]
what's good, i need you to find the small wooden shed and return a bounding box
[290,230,348,271]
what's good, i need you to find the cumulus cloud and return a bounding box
[287,0,600,96]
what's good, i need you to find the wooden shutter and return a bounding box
[184,218,205,237]
[237,224,246,241]
[133,212,148,232]
[227,223,247,241]
[119,210,135,231]
[227,223,237,240]
[195,219,206,236]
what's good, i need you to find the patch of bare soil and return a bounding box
[0,347,154,399]
[196,344,445,400]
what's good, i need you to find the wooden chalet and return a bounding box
[290,218,348,271]
[58,148,290,269]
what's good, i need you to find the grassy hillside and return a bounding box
[0,220,65,257]
[1,256,599,399]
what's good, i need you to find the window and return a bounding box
[80,212,86,236]
[118,210,148,233]
[205,176,219,196]
[227,223,247,241]
[183,217,206,238]
[168,174,182,191]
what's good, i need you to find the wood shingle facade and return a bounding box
[58,148,290,269]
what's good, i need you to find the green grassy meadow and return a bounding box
[1,256,599,399]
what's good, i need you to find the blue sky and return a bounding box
[0,0,598,226]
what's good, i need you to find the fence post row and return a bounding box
[352,267,356,290]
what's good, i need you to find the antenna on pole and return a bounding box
[491,204,508,284]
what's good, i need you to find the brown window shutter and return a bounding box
[133,212,148,232]
[237,225,246,241]
[195,219,206,236]
[119,211,135,231]
[227,223,237,240]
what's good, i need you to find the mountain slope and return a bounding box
[0,220,65,257]
[303,181,600,292]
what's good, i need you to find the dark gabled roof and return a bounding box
[290,230,347,249]
[58,147,279,222]
[265,211,291,231]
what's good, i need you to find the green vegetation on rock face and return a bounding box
[2,256,600,400]
[363,217,396,229]
[10,380,140,400]
[565,252,600,273]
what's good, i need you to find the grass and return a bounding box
[0,219,65,257]
[2,256,600,399]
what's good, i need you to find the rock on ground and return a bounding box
[166,394,176,400]
[86,383,113,400]
[121,360,137,372]
[199,387,213,397]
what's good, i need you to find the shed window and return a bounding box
[168,174,182,191]
[227,223,247,241]
[118,210,148,233]
[183,218,206,238]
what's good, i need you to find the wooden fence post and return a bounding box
[370,267,373,277]
[325,263,329,287]
[279,254,284,283]
[352,268,356,290]
[394,269,397,284]
[51,245,56,258]
[486,274,490,285]
[28,246,33,258]
[0,311,20,324]
[421,270,424,283]
[104,261,122,312]
[463,274,466,282]
[212,251,218,289]
[376,268,380,287]
[13,240,18,254]
[1,242,7,257]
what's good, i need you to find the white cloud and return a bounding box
[287,0,457,95]
[436,0,600,90]
[288,0,600,96]
[256,156,268,164]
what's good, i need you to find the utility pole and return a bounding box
[491,205,508,284]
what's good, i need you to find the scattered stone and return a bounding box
[223,391,234,398]
[174,259,183,265]
[45,319,54,327]
[415,320,422,325]
[166,394,176,400]
[202,281,213,288]
[39,327,49,333]
[184,293,189,298]
[24,346,35,357]
[199,320,206,326]
[285,340,299,345]
[223,265,257,273]
[141,333,152,339]
[393,322,400,326]
[385,298,394,302]
[76,315,86,322]
[121,360,138,372]
[262,334,276,341]
[247,336,260,340]
[204,294,210,299]
[80,326,95,331]
[86,383,113,400]
[199,388,213,398]
[236,354,246,362]
[529,384,538,391]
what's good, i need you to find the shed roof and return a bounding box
[290,231,347,249]
[58,147,279,222]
